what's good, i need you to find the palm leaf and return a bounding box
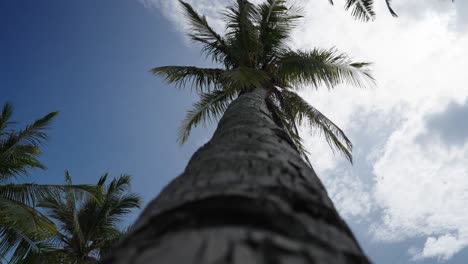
[179,0,232,64]
[151,66,226,93]
[0,108,58,180]
[0,197,57,262]
[282,90,353,163]
[344,0,376,21]
[0,197,56,235]
[179,88,238,143]
[255,0,302,65]
[266,96,312,166]
[222,66,270,90]
[0,226,44,264]
[279,48,374,89]
[385,0,398,17]
[224,0,259,67]
[4,111,58,149]
[0,102,14,136]
[36,173,140,262]
[0,183,96,207]
[0,146,44,181]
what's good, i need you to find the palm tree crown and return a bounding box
[0,102,61,263]
[27,172,141,264]
[0,103,97,263]
[153,0,375,163]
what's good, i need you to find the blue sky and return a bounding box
[2,0,468,263]
[1,0,221,226]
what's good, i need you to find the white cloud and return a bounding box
[392,0,468,32]
[140,0,468,260]
[371,102,468,260]
[414,234,468,261]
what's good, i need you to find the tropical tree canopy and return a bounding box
[152,0,375,163]
[0,103,97,263]
[0,102,61,263]
[23,172,141,264]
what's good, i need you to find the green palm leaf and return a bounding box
[179,0,232,64]
[344,0,375,21]
[0,183,95,207]
[35,172,141,263]
[151,66,226,93]
[255,0,302,65]
[266,96,311,165]
[0,197,57,263]
[225,0,260,67]
[282,90,353,163]
[179,89,238,143]
[327,0,374,21]
[279,48,374,89]
[0,103,14,136]
[0,105,58,180]
[222,66,270,90]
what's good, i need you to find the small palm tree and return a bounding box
[153,0,374,163]
[0,102,94,263]
[26,172,141,264]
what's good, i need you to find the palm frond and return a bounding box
[385,0,398,17]
[179,1,232,64]
[224,0,259,67]
[282,90,353,163]
[255,0,302,66]
[20,243,75,264]
[36,172,140,263]
[0,146,44,181]
[0,183,95,207]
[0,102,14,136]
[151,66,225,93]
[179,89,237,143]
[0,227,49,264]
[0,197,56,234]
[279,48,374,89]
[5,112,58,149]
[344,0,376,21]
[0,109,58,180]
[265,96,311,166]
[222,66,270,91]
[97,172,109,187]
[0,226,37,263]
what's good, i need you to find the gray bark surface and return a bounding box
[104,88,370,263]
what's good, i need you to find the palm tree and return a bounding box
[0,102,94,263]
[23,172,141,264]
[0,102,60,262]
[105,0,374,263]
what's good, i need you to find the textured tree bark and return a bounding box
[104,88,370,263]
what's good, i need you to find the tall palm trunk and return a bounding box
[104,88,370,263]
